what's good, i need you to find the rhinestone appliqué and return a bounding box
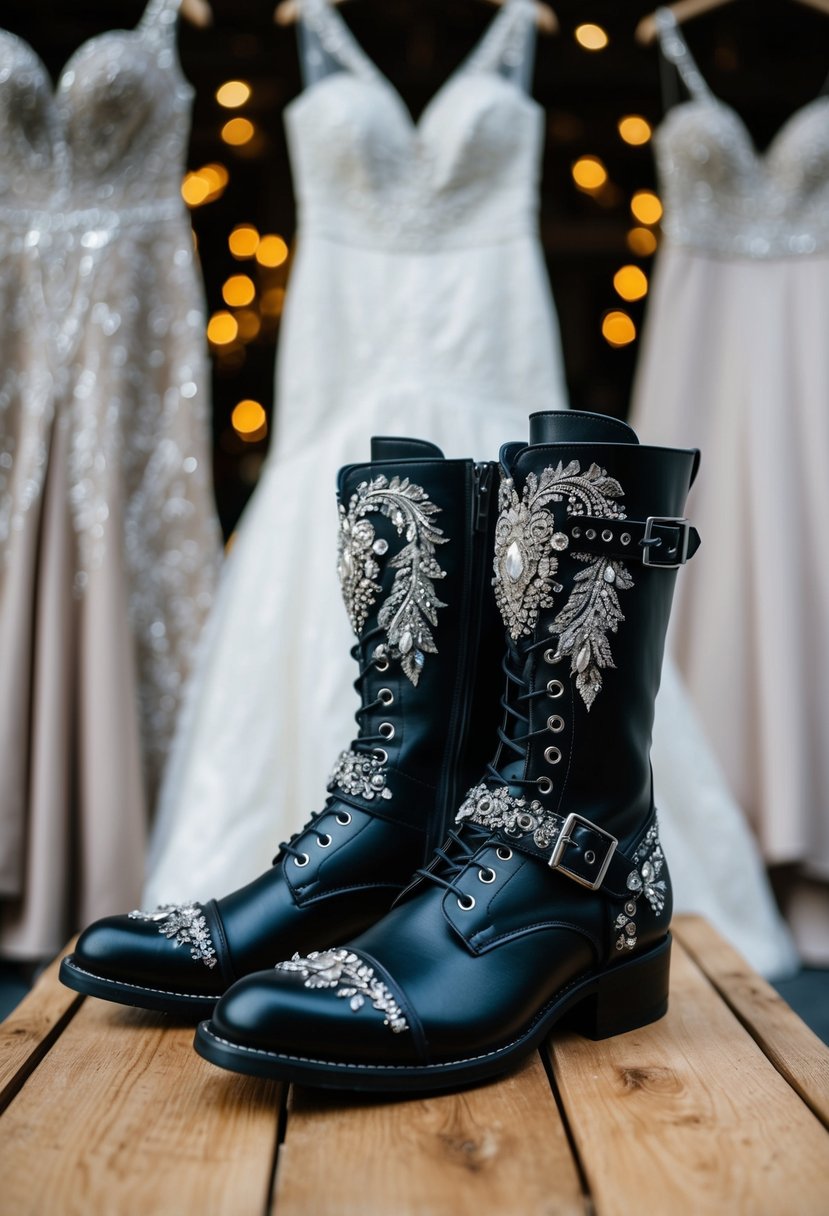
[456,782,562,850]
[128,902,217,968]
[616,819,667,951]
[276,948,409,1034]
[493,461,632,709]
[337,474,447,685]
[329,748,393,802]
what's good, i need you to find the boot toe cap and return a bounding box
[71,910,224,997]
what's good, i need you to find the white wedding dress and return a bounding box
[146,0,796,977]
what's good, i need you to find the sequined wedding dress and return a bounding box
[633,10,829,962]
[147,0,795,976]
[0,0,220,957]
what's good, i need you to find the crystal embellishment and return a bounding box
[329,748,393,802]
[276,948,409,1034]
[128,902,217,969]
[493,461,632,709]
[337,475,448,685]
[456,782,562,850]
[617,819,667,950]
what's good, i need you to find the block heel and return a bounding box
[569,934,672,1040]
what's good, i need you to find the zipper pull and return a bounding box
[473,462,495,532]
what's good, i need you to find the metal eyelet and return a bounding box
[547,679,564,698]
[571,526,581,539]
[537,776,553,795]
[374,654,390,672]
[378,688,394,706]
[457,895,476,911]
[379,722,395,739]
[544,746,562,765]
[293,853,310,867]
[317,834,332,848]
[496,846,513,861]
[620,532,631,546]
[544,649,558,664]
[585,528,597,540]
[516,812,535,831]
[547,715,565,733]
[336,811,352,826]
[478,868,497,884]
[584,850,596,865]
[372,747,388,764]
[602,529,613,542]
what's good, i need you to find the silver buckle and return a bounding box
[549,813,618,891]
[642,517,691,568]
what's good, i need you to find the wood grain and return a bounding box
[0,938,82,1113]
[0,995,282,1216]
[272,1051,586,1216]
[674,914,829,1130]
[547,939,829,1216]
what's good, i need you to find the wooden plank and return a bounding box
[547,940,829,1216]
[272,1051,586,1216]
[0,939,82,1113]
[674,914,829,1130]
[0,995,282,1216]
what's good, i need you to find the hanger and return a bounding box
[637,0,829,45]
[275,0,559,35]
[180,0,214,28]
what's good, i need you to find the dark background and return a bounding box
[5,0,828,535]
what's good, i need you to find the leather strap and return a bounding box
[497,813,646,902]
[564,514,700,567]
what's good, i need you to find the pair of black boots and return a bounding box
[60,410,700,1093]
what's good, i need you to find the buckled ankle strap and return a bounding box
[566,515,700,567]
[506,813,643,901]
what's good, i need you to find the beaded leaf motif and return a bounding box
[276,948,409,1034]
[329,747,393,802]
[127,902,217,969]
[337,475,447,685]
[493,461,632,709]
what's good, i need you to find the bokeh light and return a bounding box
[575,23,608,50]
[630,190,663,225]
[256,235,289,268]
[572,156,608,192]
[231,399,268,441]
[221,117,255,147]
[627,226,659,256]
[229,225,260,259]
[216,80,251,109]
[613,265,649,301]
[602,311,637,347]
[222,275,256,307]
[618,115,652,146]
[207,311,239,345]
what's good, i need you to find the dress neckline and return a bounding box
[0,0,176,98]
[303,0,531,136]
[655,6,829,165]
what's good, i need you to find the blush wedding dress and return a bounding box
[146,0,795,976]
[0,0,220,956]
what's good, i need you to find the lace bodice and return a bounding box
[286,0,543,251]
[0,0,190,226]
[654,8,829,258]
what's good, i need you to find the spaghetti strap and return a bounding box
[464,0,537,92]
[654,7,714,104]
[296,0,381,88]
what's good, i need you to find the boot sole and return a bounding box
[59,956,222,1019]
[193,933,671,1092]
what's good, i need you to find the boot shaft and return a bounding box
[334,438,503,857]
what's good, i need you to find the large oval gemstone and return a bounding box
[505,541,524,581]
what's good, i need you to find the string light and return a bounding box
[221,117,255,147]
[261,287,286,317]
[181,164,228,208]
[571,155,608,192]
[618,115,652,146]
[207,311,239,345]
[613,265,648,301]
[602,311,637,347]
[627,226,658,256]
[630,190,663,225]
[256,235,289,268]
[222,274,256,307]
[231,399,268,441]
[216,80,251,109]
[575,23,608,50]
[229,225,260,258]
[235,309,262,342]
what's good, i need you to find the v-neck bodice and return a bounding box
[0,0,192,223]
[286,0,543,250]
[655,8,829,258]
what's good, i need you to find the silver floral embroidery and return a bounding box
[329,747,393,802]
[276,948,409,1034]
[128,902,217,968]
[493,461,632,709]
[337,475,448,685]
[456,782,562,850]
[617,820,667,950]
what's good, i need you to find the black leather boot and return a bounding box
[59,438,500,1016]
[195,411,701,1090]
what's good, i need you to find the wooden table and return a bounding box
[1,916,828,1215]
